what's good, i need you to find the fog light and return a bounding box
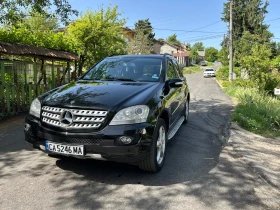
[25,123,31,131]
[118,136,133,144]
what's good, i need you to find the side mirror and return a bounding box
[169,78,183,88]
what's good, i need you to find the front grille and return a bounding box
[41,106,108,129]
[38,131,102,145]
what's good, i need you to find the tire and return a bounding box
[183,99,189,124]
[139,118,167,173]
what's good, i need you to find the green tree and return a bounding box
[189,42,204,63]
[222,0,272,40]
[67,6,126,75]
[23,12,59,31]
[166,34,181,46]
[222,0,273,66]
[240,45,272,92]
[0,25,76,52]
[218,47,229,66]
[192,42,204,51]
[127,30,151,54]
[205,47,218,62]
[0,0,78,25]
[134,19,155,45]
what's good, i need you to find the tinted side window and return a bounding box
[172,59,183,77]
[167,59,178,80]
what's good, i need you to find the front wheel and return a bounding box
[183,99,189,124]
[139,118,167,172]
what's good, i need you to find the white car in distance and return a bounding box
[203,68,216,77]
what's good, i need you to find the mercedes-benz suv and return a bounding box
[25,54,190,172]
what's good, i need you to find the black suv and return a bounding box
[25,54,190,172]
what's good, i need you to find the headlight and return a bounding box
[109,105,149,125]
[29,98,41,118]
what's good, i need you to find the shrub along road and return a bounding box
[0,70,278,210]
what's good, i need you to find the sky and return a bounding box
[68,0,280,50]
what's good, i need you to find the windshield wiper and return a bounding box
[100,78,137,82]
[114,78,137,82]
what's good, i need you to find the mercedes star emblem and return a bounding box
[60,110,73,126]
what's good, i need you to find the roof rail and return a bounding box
[161,53,173,56]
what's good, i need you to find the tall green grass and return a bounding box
[224,86,280,138]
[183,65,202,74]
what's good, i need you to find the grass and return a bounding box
[183,65,202,74]
[223,85,280,138]
[206,61,214,66]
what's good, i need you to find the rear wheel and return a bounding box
[139,118,167,172]
[183,99,189,124]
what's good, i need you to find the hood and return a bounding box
[43,80,160,110]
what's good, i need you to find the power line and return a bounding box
[265,17,280,23]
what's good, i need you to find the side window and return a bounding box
[167,59,178,80]
[172,59,183,77]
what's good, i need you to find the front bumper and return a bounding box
[25,115,155,163]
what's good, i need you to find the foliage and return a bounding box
[127,30,151,54]
[0,25,77,53]
[216,66,229,80]
[134,19,155,45]
[166,34,181,46]
[189,42,204,62]
[23,12,59,31]
[0,0,78,25]
[183,65,201,74]
[224,86,280,138]
[67,6,126,75]
[272,56,280,72]
[191,42,204,51]
[4,73,26,84]
[221,0,274,66]
[240,45,272,93]
[205,47,218,62]
[222,0,272,41]
[189,50,199,60]
[218,47,229,66]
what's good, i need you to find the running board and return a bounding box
[168,116,184,140]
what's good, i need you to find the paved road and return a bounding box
[0,70,271,210]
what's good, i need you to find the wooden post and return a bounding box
[0,61,5,113]
[11,84,15,113]
[63,67,66,84]
[28,83,32,106]
[57,67,61,86]
[51,60,55,89]
[24,63,27,85]
[33,61,37,84]
[0,61,4,85]
[21,84,25,111]
[67,61,70,83]
[6,85,10,114]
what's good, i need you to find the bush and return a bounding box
[216,66,229,80]
[230,87,280,137]
[232,78,255,88]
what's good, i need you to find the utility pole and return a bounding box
[229,0,233,81]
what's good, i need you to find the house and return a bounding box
[197,50,206,61]
[152,40,190,67]
[122,27,136,43]
[172,51,190,67]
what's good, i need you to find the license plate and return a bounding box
[46,142,84,156]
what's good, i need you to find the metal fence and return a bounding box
[0,60,73,117]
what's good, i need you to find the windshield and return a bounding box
[82,57,163,82]
[205,69,214,71]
